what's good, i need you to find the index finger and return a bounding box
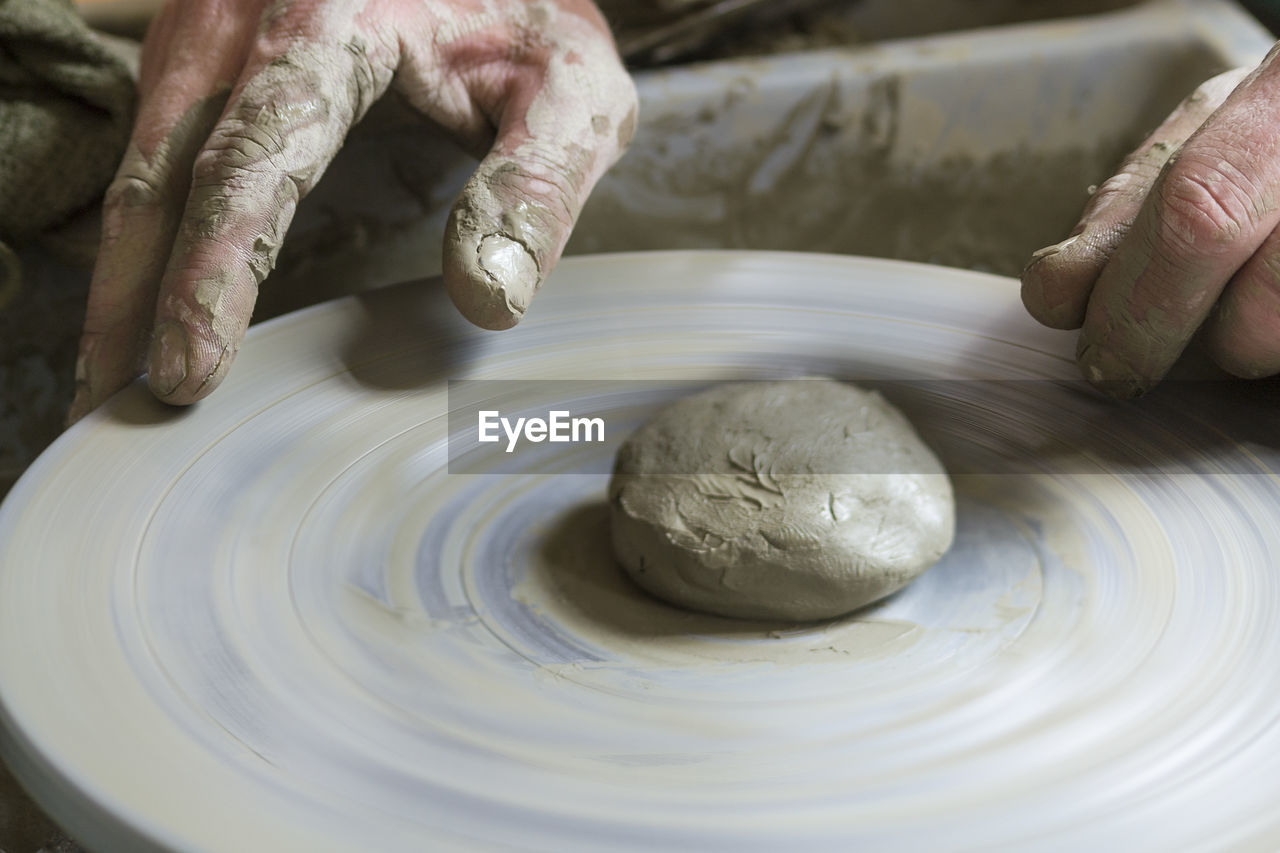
[1076,46,1280,396]
[146,25,394,403]
[69,4,257,422]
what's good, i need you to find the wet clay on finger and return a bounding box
[609,380,955,621]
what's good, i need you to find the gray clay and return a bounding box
[609,379,955,620]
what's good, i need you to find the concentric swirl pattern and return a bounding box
[2,253,1279,850]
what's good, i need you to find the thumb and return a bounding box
[442,38,637,330]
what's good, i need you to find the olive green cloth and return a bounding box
[0,0,135,307]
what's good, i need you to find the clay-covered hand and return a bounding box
[70,0,636,419]
[1021,48,1280,395]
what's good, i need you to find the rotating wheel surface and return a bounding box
[2,252,1279,851]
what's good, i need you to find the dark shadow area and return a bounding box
[339,275,473,392]
[99,380,192,428]
[880,377,1280,478]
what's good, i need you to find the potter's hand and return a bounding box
[1021,51,1280,395]
[70,0,636,419]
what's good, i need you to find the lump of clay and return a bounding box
[608,380,954,621]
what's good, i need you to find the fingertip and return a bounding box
[1019,269,1057,327]
[1202,324,1280,379]
[146,320,232,405]
[1020,235,1092,330]
[66,326,143,426]
[147,321,189,399]
[1199,248,1280,380]
[443,211,544,331]
[442,277,527,331]
[1208,353,1274,379]
[1076,339,1156,399]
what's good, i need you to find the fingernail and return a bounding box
[148,322,189,397]
[476,234,539,320]
[1024,235,1080,272]
[1077,340,1151,398]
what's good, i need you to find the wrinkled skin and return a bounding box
[1022,44,1280,396]
[70,0,637,419]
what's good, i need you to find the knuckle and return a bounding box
[103,172,166,211]
[1183,68,1246,111]
[490,155,582,228]
[1082,143,1177,221]
[1123,139,1178,184]
[1155,157,1256,252]
[1091,170,1148,210]
[1197,67,1251,102]
[190,142,239,187]
[1253,248,1280,295]
[186,45,355,194]
[190,132,270,188]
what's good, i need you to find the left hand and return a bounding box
[1021,48,1280,395]
[70,0,637,420]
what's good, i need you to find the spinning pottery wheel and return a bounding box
[2,252,1279,850]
